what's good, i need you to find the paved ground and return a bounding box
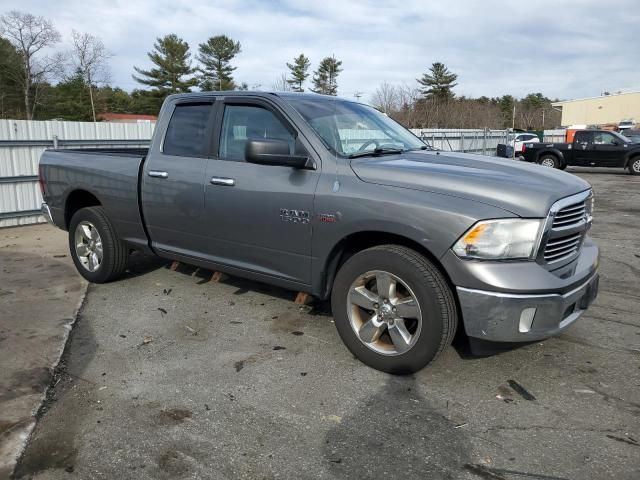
[9,169,640,479]
[0,225,86,478]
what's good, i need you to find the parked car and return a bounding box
[621,129,640,144]
[522,129,640,174]
[509,132,540,155]
[39,92,599,374]
[618,119,635,131]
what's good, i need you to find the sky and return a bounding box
[3,0,639,102]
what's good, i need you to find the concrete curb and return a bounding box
[2,282,88,479]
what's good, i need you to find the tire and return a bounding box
[68,206,128,283]
[331,245,457,374]
[539,154,560,169]
[628,156,640,175]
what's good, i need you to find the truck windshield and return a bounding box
[286,96,425,156]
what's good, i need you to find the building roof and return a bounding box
[99,113,158,121]
[552,90,640,106]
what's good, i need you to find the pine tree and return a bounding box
[0,36,24,118]
[311,56,342,96]
[197,35,241,91]
[132,34,197,95]
[417,62,458,101]
[286,53,310,92]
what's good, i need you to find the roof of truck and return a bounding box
[166,90,358,103]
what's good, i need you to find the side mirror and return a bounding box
[245,139,313,169]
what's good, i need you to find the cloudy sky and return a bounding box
[4,0,639,102]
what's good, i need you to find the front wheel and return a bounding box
[540,155,560,169]
[331,245,457,374]
[628,157,640,175]
[68,206,128,283]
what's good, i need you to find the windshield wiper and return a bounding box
[348,147,405,159]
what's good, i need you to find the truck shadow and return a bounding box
[120,251,168,280]
[322,375,472,478]
[152,255,529,359]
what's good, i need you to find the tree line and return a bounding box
[0,9,559,129]
[372,63,560,130]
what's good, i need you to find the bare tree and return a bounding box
[69,30,113,122]
[0,11,61,119]
[272,72,292,92]
[370,82,398,114]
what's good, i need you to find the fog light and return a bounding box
[519,308,536,333]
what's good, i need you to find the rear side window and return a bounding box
[163,103,212,157]
[574,131,592,143]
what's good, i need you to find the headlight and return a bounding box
[453,219,543,260]
[585,191,594,223]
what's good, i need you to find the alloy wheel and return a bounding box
[74,221,103,272]
[541,158,555,168]
[347,270,422,356]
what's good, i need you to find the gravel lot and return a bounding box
[12,169,640,480]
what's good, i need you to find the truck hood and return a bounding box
[350,150,591,217]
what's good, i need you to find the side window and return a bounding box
[219,105,296,161]
[593,132,617,145]
[163,103,212,157]
[574,131,592,144]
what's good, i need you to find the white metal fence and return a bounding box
[0,119,154,228]
[0,119,567,227]
[411,129,510,155]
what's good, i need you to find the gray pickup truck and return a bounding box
[39,92,599,373]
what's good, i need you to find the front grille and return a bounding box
[544,232,583,262]
[552,201,586,229]
[539,191,591,266]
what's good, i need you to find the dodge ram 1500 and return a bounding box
[39,92,600,373]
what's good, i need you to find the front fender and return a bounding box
[624,150,640,167]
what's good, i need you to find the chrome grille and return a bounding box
[552,201,586,229]
[539,190,592,266]
[544,232,583,262]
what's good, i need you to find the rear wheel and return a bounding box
[540,155,560,169]
[68,206,128,283]
[331,245,457,374]
[628,157,640,175]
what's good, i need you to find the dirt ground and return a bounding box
[5,168,640,480]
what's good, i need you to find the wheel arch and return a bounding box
[624,151,640,169]
[317,230,455,301]
[536,149,564,164]
[64,189,102,229]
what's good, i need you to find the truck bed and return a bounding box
[40,149,149,249]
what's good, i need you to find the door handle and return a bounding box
[148,170,169,179]
[210,177,235,186]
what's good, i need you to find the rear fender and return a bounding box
[535,148,564,164]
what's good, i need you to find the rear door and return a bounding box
[201,97,320,285]
[571,131,593,166]
[592,131,626,167]
[141,99,215,256]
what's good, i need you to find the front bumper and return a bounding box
[457,273,599,342]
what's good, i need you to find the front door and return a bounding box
[202,98,320,285]
[141,100,215,256]
[571,131,593,166]
[592,131,626,167]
